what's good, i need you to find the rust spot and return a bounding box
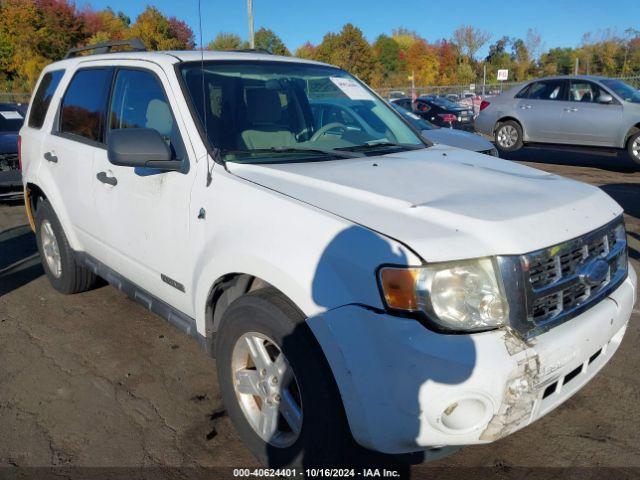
[443,402,458,416]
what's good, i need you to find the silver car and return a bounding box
[475,76,640,165]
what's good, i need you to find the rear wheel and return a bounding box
[627,131,640,166]
[215,288,352,467]
[34,200,97,294]
[495,120,523,152]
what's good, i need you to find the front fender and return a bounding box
[191,169,422,337]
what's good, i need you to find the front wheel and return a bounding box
[494,120,523,152]
[627,131,640,167]
[215,288,352,467]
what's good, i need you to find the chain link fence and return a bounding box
[376,75,640,99]
[376,75,640,115]
[0,92,31,105]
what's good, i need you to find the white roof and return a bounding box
[45,50,332,70]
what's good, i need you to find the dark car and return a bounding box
[389,103,498,156]
[0,103,24,200]
[391,96,474,131]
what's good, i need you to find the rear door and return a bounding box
[44,67,114,251]
[559,80,623,146]
[516,79,568,142]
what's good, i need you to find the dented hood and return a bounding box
[227,145,622,262]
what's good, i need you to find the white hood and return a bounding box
[228,145,622,262]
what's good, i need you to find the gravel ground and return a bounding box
[0,145,638,479]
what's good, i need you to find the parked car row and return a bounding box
[390,96,475,130]
[475,75,640,165]
[0,103,24,200]
[389,103,497,156]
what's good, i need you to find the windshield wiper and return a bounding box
[222,146,365,159]
[338,141,425,152]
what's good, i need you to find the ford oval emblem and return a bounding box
[579,258,609,286]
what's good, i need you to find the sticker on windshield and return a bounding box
[0,111,23,120]
[330,77,373,100]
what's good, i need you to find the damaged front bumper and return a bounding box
[307,264,637,454]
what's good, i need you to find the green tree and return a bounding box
[254,27,289,55]
[294,41,316,59]
[207,32,246,51]
[373,34,402,73]
[314,24,375,83]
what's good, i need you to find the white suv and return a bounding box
[20,43,638,467]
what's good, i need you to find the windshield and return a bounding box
[389,104,436,131]
[179,61,425,163]
[601,79,640,104]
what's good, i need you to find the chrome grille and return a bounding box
[499,217,629,338]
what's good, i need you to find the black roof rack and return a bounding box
[64,39,146,59]
[228,48,273,55]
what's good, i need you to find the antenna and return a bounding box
[247,0,255,49]
[197,0,214,186]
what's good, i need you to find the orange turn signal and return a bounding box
[379,267,421,311]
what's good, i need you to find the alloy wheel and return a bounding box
[497,125,518,148]
[632,137,640,160]
[40,219,62,278]
[231,332,303,448]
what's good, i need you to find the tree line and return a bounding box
[1,0,639,93]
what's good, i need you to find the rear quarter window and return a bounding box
[28,70,65,129]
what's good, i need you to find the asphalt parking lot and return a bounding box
[1,146,639,478]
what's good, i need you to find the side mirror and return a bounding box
[107,128,181,171]
[597,93,613,104]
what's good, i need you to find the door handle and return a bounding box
[43,151,58,163]
[564,107,578,112]
[96,171,117,186]
[519,104,532,109]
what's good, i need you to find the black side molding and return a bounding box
[74,251,211,356]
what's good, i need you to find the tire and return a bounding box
[494,120,524,152]
[34,199,97,294]
[627,130,640,167]
[215,287,352,468]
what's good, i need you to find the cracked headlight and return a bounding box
[379,257,508,332]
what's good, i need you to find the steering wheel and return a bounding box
[310,122,347,142]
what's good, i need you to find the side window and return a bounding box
[569,81,603,103]
[28,70,65,129]
[526,80,566,101]
[59,68,113,143]
[109,69,185,159]
[515,84,531,99]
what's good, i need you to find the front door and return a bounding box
[558,80,623,146]
[91,63,196,316]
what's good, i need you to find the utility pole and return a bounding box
[482,63,486,97]
[247,0,255,49]
[574,57,579,75]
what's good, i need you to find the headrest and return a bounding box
[246,88,282,124]
[145,99,173,136]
